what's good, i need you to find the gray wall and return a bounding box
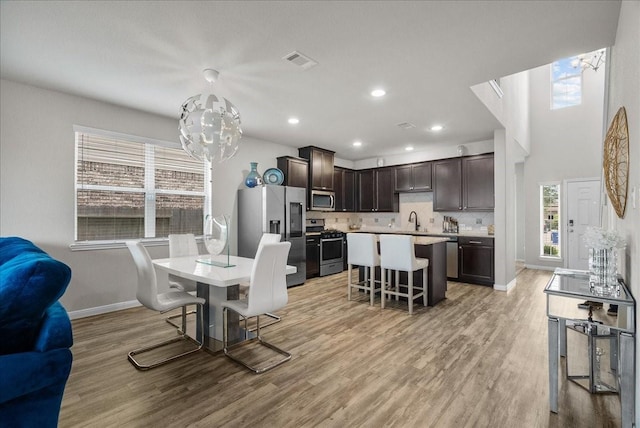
[0,79,297,315]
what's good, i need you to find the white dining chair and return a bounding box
[240,233,282,328]
[346,233,381,305]
[168,233,199,292]
[222,241,292,373]
[379,234,428,315]
[165,233,199,329]
[125,241,205,370]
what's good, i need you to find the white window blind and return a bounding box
[75,128,210,243]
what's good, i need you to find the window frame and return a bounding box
[539,182,562,260]
[71,125,211,251]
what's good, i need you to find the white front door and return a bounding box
[566,180,601,269]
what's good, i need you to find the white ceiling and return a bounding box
[0,1,621,161]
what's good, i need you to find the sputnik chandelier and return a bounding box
[179,69,242,162]
[572,49,606,72]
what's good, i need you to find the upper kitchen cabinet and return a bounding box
[334,167,356,212]
[298,146,334,191]
[462,154,494,210]
[433,154,494,211]
[277,156,308,188]
[395,161,432,192]
[357,168,397,212]
[433,158,462,211]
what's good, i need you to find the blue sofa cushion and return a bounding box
[0,237,72,355]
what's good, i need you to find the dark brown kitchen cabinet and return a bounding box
[433,158,462,211]
[306,235,320,278]
[395,162,432,192]
[357,170,375,211]
[357,168,398,212]
[334,167,356,212]
[458,236,494,285]
[462,154,494,210]
[298,146,334,191]
[433,153,494,212]
[277,156,308,188]
[376,168,396,211]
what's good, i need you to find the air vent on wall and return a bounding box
[396,122,416,130]
[283,51,318,70]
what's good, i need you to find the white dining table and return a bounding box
[153,254,296,352]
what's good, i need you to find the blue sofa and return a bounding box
[0,237,73,427]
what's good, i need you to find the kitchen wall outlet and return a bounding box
[476,218,482,224]
[374,218,379,223]
[429,218,434,223]
[335,218,339,223]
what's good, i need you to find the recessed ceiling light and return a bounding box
[352,141,362,147]
[288,117,300,125]
[371,89,386,97]
[430,125,444,131]
[405,146,414,151]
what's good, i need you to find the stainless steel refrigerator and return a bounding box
[237,186,306,287]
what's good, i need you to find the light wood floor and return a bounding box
[60,269,622,427]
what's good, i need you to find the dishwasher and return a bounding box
[445,236,458,279]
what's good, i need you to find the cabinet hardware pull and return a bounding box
[469,240,482,244]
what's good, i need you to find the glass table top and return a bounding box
[544,269,634,306]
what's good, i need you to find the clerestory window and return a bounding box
[551,55,582,109]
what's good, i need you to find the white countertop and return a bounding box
[343,227,494,239]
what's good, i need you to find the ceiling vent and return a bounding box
[396,122,416,130]
[283,51,318,70]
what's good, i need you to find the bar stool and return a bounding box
[379,234,428,315]
[347,233,380,306]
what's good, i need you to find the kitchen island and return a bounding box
[352,231,449,306]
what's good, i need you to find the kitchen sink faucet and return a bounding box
[408,211,419,231]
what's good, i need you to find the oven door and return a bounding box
[319,236,344,276]
[320,237,343,265]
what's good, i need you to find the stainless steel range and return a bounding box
[306,219,345,277]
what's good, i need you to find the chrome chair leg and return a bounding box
[165,305,197,331]
[128,304,204,371]
[223,307,291,374]
[246,312,281,332]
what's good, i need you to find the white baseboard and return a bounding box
[68,300,141,320]
[525,264,557,272]
[494,277,517,292]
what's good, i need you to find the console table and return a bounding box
[544,268,636,427]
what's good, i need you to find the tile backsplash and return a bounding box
[307,192,494,234]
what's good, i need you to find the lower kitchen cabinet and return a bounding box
[306,235,320,278]
[458,237,494,285]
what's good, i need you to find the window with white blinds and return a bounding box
[75,128,210,242]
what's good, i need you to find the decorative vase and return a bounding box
[204,214,229,256]
[588,247,617,294]
[244,162,262,188]
[203,214,234,267]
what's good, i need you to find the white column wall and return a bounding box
[525,55,606,270]
[606,1,639,422]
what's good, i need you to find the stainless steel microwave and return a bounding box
[310,189,335,211]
